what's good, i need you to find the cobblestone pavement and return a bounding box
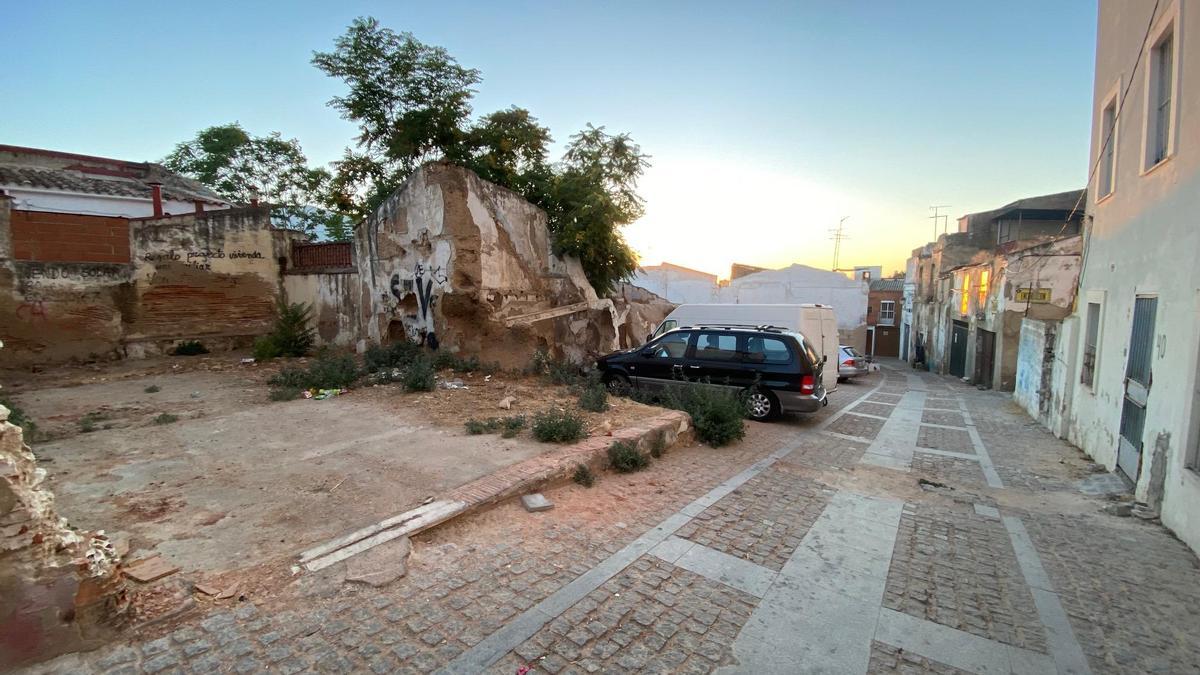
[27,364,1200,674]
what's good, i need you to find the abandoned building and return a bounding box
[906,189,1085,391]
[866,278,903,358]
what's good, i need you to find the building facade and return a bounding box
[1054,0,1200,551]
[866,278,903,357]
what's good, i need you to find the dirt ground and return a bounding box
[0,351,662,587]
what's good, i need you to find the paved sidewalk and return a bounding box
[28,364,1200,674]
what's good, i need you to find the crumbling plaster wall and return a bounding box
[355,163,619,367]
[1,399,127,668]
[283,270,360,347]
[0,201,301,365]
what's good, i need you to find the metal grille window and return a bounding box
[1149,31,1174,166]
[1126,297,1158,386]
[879,301,895,326]
[1081,302,1101,387]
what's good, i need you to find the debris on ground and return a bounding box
[440,378,468,390]
[917,478,952,490]
[521,493,554,512]
[345,536,412,587]
[498,395,515,410]
[193,583,221,596]
[123,555,180,583]
[302,388,345,400]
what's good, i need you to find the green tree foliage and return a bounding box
[162,123,340,236]
[312,17,482,220]
[314,17,647,293]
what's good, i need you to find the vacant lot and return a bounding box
[2,352,660,579]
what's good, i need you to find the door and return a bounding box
[975,329,996,389]
[689,331,749,391]
[874,326,900,357]
[1117,297,1157,480]
[949,321,969,377]
[632,330,693,390]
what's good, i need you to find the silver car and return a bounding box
[837,345,868,381]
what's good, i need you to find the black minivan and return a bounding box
[596,325,828,420]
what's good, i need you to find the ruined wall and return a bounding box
[1,400,128,668]
[283,271,360,347]
[0,201,300,365]
[611,283,675,349]
[356,163,618,367]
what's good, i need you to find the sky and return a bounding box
[3,1,1098,277]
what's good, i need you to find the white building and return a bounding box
[629,262,718,304]
[1056,0,1200,553]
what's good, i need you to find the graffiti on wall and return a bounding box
[142,248,265,271]
[15,300,48,322]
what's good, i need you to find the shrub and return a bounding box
[363,340,421,372]
[153,413,178,425]
[572,464,595,487]
[144,385,161,394]
[172,340,209,356]
[79,411,108,433]
[608,441,649,473]
[402,354,436,392]
[624,381,746,448]
[256,297,316,359]
[433,351,482,373]
[527,349,582,385]
[268,352,360,399]
[577,377,609,413]
[531,409,586,443]
[501,415,526,438]
[465,418,500,435]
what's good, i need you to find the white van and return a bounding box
[650,304,840,393]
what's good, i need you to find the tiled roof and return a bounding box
[0,145,228,205]
[870,278,904,292]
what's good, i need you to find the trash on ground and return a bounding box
[521,493,554,512]
[441,378,468,390]
[123,555,180,583]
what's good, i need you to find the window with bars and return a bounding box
[1081,302,1101,387]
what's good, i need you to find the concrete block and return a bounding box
[521,493,553,512]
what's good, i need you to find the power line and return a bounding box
[929,205,950,240]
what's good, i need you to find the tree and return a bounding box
[312,17,481,218]
[465,106,553,199]
[542,126,649,293]
[162,124,336,236]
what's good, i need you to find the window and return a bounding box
[655,319,678,337]
[745,336,792,364]
[1081,302,1101,387]
[1099,97,1117,196]
[694,332,739,361]
[960,275,972,315]
[879,301,896,325]
[978,269,990,306]
[1147,28,1175,168]
[997,221,1015,245]
[651,332,689,359]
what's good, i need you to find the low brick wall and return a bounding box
[447,410,693,510]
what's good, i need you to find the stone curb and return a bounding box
[300,410,693,571]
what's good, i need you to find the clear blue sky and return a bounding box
[4,0,1098,275]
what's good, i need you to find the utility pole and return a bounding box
[929,205,950,240]
[830,216,849,271]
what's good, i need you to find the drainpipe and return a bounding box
[149,182,164,217]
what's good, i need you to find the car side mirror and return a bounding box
[645,333,652,342]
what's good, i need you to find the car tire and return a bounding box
[837,376,847,383]
[743,388,780,422]
[604,373,632,394]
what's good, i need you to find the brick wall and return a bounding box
[10,211,130,264]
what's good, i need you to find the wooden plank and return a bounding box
[124,556,179,583]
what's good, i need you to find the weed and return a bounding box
[649,433,667,458]
[577,377,609,413]
[144,385,161,394]
[268,353,359,400]
[363,340,421,372]
[608,441,649,473]
[153,413,178,425]
[526,349,583,385]
[572,464,596,487]
[402,354,436,392]
[78,411,108,433]
[1,397,37,438]
[500,415,526,438]
[254,297,316,359]
[531,409,586,443]
[465,418,500,435]
[172,340,209,356]
[433,351,482,373]
[269,387,302,402]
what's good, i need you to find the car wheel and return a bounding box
[605,373,632,395]
[744,388,780,421]
[837,376,847,383]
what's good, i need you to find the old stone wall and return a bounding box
[1,400,128,668]
[283,270,360,347]
[0,200,302,365]
[355,163,619,368]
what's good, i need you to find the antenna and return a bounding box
[929,205,950,240]
[829,216,849,271]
